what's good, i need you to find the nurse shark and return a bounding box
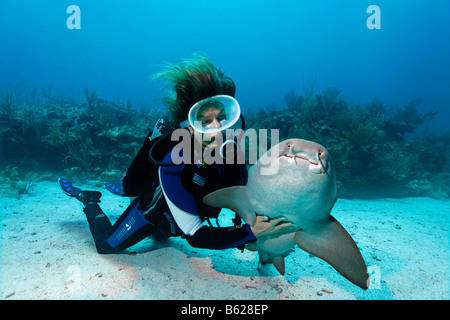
[203,138,369,289]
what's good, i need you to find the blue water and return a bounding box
[1,0,449,130]
[1,1,449,300]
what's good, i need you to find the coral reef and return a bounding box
[0,86,447,199]
[246,88,448,199]
[0,87,165,185]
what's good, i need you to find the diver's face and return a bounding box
[193,102,226,148]
[197,102,226,129]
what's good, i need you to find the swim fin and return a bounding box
[105,181,125,196]
[58,177,102,204]
[58,177,81,197]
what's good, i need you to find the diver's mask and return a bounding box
[149,95,245,166]
[180,95,243,159]
[180,95,241,134]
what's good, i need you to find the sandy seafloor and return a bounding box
[1,180,448,300]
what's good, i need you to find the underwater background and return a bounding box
[1,0,449,301]
[1,0,449,199]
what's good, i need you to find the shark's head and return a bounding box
[247,139,337,220]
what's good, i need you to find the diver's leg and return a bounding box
[82,202,113,251]
[144,199,181,241]
[59,178,157,253]
[92,198,156,254]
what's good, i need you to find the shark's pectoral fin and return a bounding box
[202,186,257,225]
[294,216,369,289]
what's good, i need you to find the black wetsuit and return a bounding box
[83,132,256,254]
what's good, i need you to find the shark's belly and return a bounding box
[247,232,296,258]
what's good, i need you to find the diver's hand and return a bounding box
[250,215,296,239]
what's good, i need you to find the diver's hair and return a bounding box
[154,54,236,124]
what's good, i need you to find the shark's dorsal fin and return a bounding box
[294,215,369,289]
[203,186,257,226]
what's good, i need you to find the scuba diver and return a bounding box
[59,55,294,254]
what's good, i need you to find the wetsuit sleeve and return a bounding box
[158,145,256,250]
[185,224,256,250]
[159,167,257,250]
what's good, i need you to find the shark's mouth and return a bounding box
[283,153,319,166]
[282,152,328,174]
